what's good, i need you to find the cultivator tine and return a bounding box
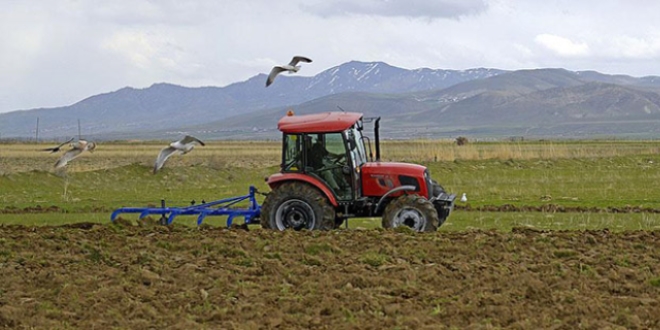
[167,213,177,225]
[110,210,121,222]
[196,213,206,226]
[160,199,168,225]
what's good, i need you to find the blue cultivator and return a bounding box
[110,186,261,226]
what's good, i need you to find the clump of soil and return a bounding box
[1,225,659,329]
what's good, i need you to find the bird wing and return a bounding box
[180,135,205,146]
[42,138,74,153]
[289,56,312,66]
[54,148,83,169]
[153,146,177,173]
[266,66,287,87]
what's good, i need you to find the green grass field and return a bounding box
[3,140,660,231]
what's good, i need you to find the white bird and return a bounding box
[460,193,468,203]
[266,56,312,87]
[54,139,97,169]
[153,135,205,174]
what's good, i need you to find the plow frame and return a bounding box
[110,186,261,226]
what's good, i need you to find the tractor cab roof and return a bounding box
[278,111,363,134]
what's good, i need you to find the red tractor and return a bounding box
[260,111,456,232]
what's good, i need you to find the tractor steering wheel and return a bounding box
[331,153,346,164]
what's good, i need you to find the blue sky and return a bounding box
[1,0,659,113]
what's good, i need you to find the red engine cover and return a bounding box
[361,162,429,198]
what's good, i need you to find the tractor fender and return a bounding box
[374,185,417,215]
[266,173,339,207]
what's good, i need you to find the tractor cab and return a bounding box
[279,113,367,201]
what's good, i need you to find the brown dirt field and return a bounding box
[1,223,660,329]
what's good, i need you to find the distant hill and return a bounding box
[180,68,660,139]
[0,61,503,139]
[2,61,660,140]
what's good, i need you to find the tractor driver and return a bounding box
[307,136,346,192]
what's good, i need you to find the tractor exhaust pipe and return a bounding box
[374,117,381,161]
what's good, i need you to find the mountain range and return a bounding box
[2,61,660,141]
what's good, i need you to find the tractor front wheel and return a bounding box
[261,182,335,231]
[382,194,440,232]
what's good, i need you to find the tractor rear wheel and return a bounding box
[382,194,440,232]
[261,182,335,231]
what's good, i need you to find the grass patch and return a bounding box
[553,249,577,258]
[360,252,390,267]
[304,243,339,255]
[649,277,660,288]
[4,140,660,231]
[301,256,323,266]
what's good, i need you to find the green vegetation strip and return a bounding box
[3,142,660,231]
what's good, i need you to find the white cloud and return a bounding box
[102,31,159,69]
[2,0,660,113]
[534,34,589,57]
[301,0,488,19]
[606,35,660,59]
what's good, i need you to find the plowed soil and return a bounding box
[1,222,660,329]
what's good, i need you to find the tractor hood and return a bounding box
[362,162,427,177]
[360,162,429,198]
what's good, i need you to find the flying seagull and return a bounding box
[42,138,74,153]
[153,135,205,174]
[54,139,97,169]
[266,56,312,87]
